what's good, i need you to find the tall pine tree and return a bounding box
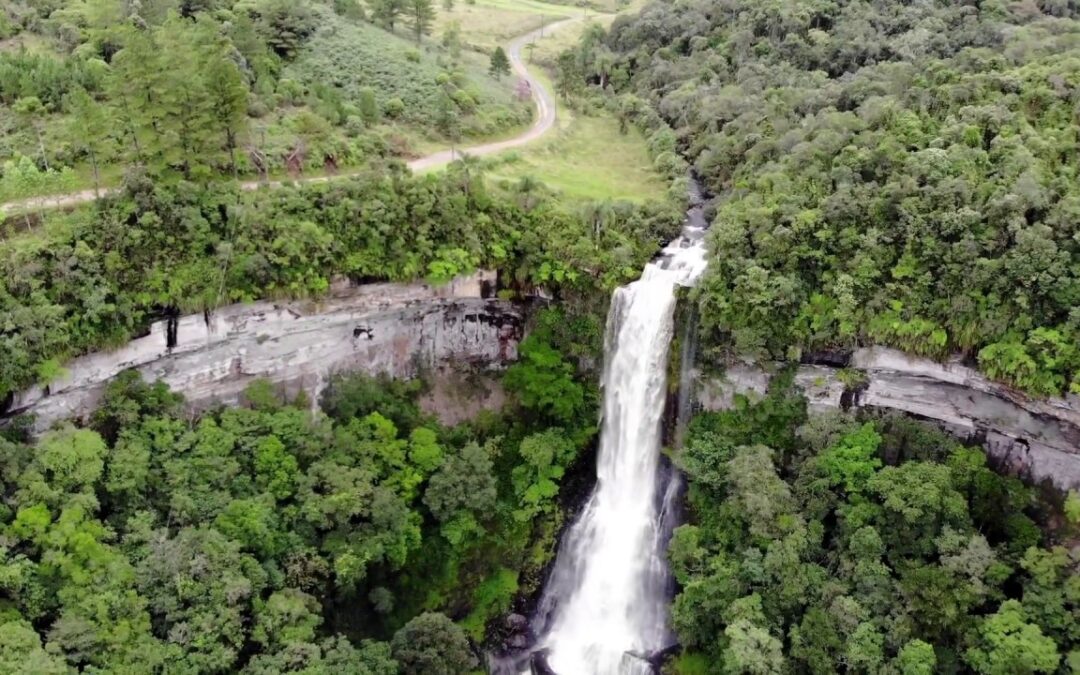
[202,47,250,179]
[372,0,406,32]
[409,0,435,43]
[65,88,112,195]
[489,46,510,79]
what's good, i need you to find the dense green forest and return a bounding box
[3,0,1080,672]
[0,303,604,672]
[0,165,681,401]
[670,380,1079,674]
[571,0,1080,396]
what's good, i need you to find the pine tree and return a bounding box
[64,88,112,195]
[442,0,454,11]
[202,51,250,179]
[373,0,406,32]
[489,46,511,79]
[409,0,435,43]
[107,30,162,166]
[442,20,463,61]
[156,20,216,178]
[436,92,460,141]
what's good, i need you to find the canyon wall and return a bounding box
[10,269,1079,493]
[7,271,523,431]
[699,347,1080,490]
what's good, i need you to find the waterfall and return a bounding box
[528,201,708,674]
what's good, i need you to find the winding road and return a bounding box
[0,17,577,217]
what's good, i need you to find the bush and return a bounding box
[450,89,475,112]
[344,115,365,136]
[384,97,405,118]
[390,612,477,675]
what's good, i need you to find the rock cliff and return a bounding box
[7,272,522,431]
[10,273,1078,493]
[700,347,1080,490]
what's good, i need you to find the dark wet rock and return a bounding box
[530,651,557,675]
[506,613,529,632]
[508,634,529,650]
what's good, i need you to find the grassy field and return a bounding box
[434,0,574,53]
[474,3,667,204]
[517,0,627,13]
[525,14,616,67]
[485,111,667,202]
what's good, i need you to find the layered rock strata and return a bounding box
[700,347,1080,490]
[8,272,521,431]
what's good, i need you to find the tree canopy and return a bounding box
[582,0,1080,396]
[668,381,1078,673]
[0,357,602,672]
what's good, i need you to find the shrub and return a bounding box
[384,97,405,118]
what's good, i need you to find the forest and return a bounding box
[0,301,604,672]
[575,0,1080,396]
[669,379,1079,674]
[2,0,1080,671]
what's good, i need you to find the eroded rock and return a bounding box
[702,347,1080,490]
[8,272,522,431]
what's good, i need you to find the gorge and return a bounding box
[5,228,1079,675]
[6,222,1080,675]
[523,197,707,674]
[4,0,1080,670]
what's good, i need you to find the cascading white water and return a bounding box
[530,211,708,675]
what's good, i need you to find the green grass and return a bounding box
[474,0,583,14]
[519,0,650,66]
[435,2,571,53]
[525,14,614,67]
[486,111,667,202]
[505,0,625,13]
[284,11,530,137]
[424,0,671,203]
[460,567,519,640]
[665,652,711,675]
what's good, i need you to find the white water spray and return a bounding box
[530,202,708,674]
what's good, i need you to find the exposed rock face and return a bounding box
[701,347,1080,490]
[417,369,508,427]
[8,272,522,431]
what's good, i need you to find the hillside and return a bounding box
[284,11,531,145]
[588,0,1080,397]
[0,0,531,199]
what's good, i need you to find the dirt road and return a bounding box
[0,17,578,217]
